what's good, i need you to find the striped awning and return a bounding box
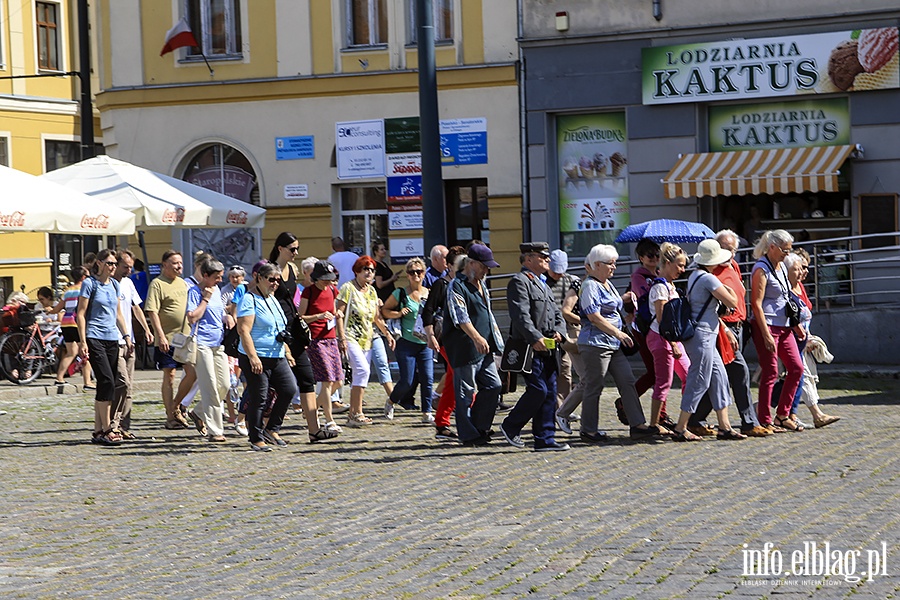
[662,145,858,199]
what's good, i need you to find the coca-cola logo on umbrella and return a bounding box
[162,207,186,223]
[226,210,248,225]
[0,211,26,227]
[80,214,111,230]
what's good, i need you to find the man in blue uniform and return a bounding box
[500,242,570,452]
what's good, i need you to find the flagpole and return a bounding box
[199,52,214,77]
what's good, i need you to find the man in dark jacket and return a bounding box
[444,244,504,446]
[500,242,570,451]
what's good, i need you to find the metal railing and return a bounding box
[485,231,900,312]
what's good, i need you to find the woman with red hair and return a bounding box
[336,255,394,426]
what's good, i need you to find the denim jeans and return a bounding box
[453,353,502,443]
[369,334,391,385]
[389,337,434,413]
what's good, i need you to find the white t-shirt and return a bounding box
[648,280,678,334]
[328,251,360,287]
[116,276,142,342]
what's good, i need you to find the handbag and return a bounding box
[223,325,241,358]
[617,311,640,356]
[386,287,407,340]
[500,337,534,374]
[172,327,197,364]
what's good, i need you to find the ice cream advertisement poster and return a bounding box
[708,98,850,152]
[642,27,899,105]
[557,113,629,234]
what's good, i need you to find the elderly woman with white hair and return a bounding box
[750,229,805,432]
[556,244,657,443]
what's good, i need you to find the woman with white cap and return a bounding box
[670,239,746,441]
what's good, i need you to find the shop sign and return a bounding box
[336,119,385,179]
[390,237,425,264]
[709,98,850,152]
[557,113,630,235]
[186,165,255,203]
[283,184,309,200]
[386,153,422,205]
[275,136,314,160]
[440,118,488,165]
[642,27,899,105]
[388,209,423,231]
[385,117,421,154]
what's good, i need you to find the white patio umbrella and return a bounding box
[41,155,265,228]
[0,164,135,235]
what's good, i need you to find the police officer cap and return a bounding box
[520,242,551,257]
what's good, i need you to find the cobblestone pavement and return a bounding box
[0,374,897,599]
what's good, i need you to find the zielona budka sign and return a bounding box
[642,28,899,105]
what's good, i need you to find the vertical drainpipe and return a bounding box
[653,0,663,21]
[517,0,531,242]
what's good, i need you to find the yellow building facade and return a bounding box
[95,0,523,273]
[0,0,104,300]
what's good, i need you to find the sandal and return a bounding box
[91,431,122,446]
[716,428,747,441]
[672,429,702,442]
[309,428,339,443]
[775,415,803,432]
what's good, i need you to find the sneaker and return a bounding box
[324,420,343,433]
[500,423,525,448]
[555,413,573,435]
[331,401,351,414]
[234,421,249,436]
[383,399,394,421]
[346,413,372,428]
[435,426,458,441]
[421,412,435,424]
[535,441,570,452]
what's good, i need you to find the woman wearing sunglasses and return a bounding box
[336,256,394,426]
[382,257,435,423]
[236,262,298,451]
[76,249,133,446]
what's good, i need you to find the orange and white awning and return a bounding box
[662,145,859,199]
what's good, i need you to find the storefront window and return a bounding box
[341,186,388,255]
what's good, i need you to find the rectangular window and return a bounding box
[45,140,104,172]
[36,2,60,70]
[408,0,453,44]
[0,138,8,167]
[347,0,387,47]
[186,0,242,57]
[858,193,899,250]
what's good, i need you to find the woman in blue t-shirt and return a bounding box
[77,249,133,447]
[237,262,298,452]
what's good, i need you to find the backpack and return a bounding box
[634,277,667,336]
[658,274,715,343]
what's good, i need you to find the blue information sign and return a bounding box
[387,175,423,202]
[439,118,488,166]
[275,136,315,160]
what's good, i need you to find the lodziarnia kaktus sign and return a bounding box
[642,28,899,105]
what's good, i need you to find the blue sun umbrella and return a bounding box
[615,219,716,244]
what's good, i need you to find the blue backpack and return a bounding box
[634,277,667,336]
[658,274,715,343]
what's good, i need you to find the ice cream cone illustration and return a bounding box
[610,152,627,177]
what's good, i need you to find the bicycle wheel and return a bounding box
[0,331,43,385]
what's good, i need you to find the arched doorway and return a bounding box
[180,142,261,269]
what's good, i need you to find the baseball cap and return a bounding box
[467,243,500,269]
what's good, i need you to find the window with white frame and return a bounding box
[346,0,387,47]
[185,0,242,57]
[0,138,8,167]
[36,1,61,70]
[408,0,453,44]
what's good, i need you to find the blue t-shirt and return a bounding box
[79,277,121,342]
[686,270,723,331]
[187,280,225,347]
[577,277,623,350]
[237,292,287,358]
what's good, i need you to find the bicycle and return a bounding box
[0,316,62,385]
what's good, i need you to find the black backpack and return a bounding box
[658,274,715,343]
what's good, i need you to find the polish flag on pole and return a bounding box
[160,18,199,56]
